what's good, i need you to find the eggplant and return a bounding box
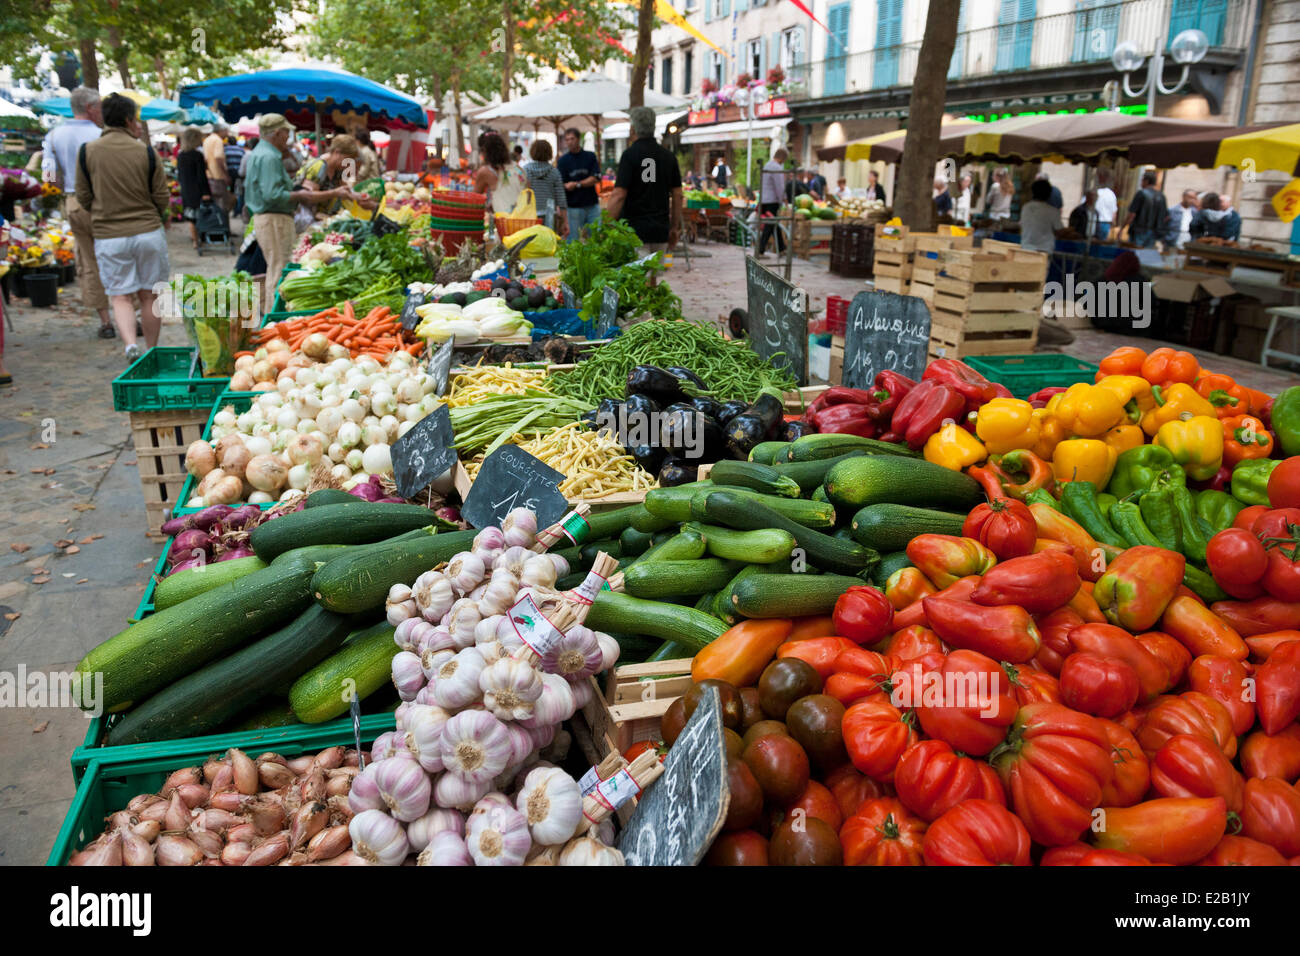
[782,420,813,441]
[747,391,786,432]
[623,392,660,420]
[690,396,725,421]
[597,397,622,420]
[716,400,749,425]
[580,409,601,430]
[630,443,668,476]
[659,406,701,458]
[699,415,728,462]
[725,414,769,459]
[657,458,699,487]
[666,366,708,390]
[626,365,687,405]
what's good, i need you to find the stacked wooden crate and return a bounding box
[130,409,209,536]
[911,233,975,306]
[928,242,1048,360]
[871,224,914,294]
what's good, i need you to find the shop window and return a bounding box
[780,26,804,70]
[662,56,673,94]
[684,50,694,92]
[746,38,763,79]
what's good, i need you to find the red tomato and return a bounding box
[883,625,945,663]
[704,830,769,866]
[824,647,893,708]
[841,695,918,782]
[963,497,1037,560]
[1078,848,1153,865]
[776,636,856,681]
[1033,606,1085,676]
[1150,734,1245,812]
[1198,834,1288,866]
[1268,457,1300,510]
[1257,640,1300,735]
[1239,776,1300,856]
[990,702,1115,846]
[623,740,666,763]
[822,763,885,821]
[1188,654,1255,737]
[1206,528,1269,600]
[1135,631,1192,691]
[1137,691,1238,760]
[832,585,894,645]
[1239,724,1300,782]
[840,797,927,866]
[1233,504,1270,531]
[1098,719,1150,807]
[1040,843,1092,866]
[1002,662,1062,706]
[1060,652,1140,718]
[1092,797,1227,865]
[783,779,842,833]
[922,799,1033,866]
[914,649,1019,757]
[894,739,1005,822]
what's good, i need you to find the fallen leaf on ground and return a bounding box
[3,612,18,621]
[10,543,29,553]
[124,460,137,466]
[54,539,73,549]
[30,443,49,450]
[32,721,48,734]
[76,578,88,584]
[72,503,94,512]
[64,545,80,554]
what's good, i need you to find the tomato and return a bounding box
[1033,606,1084,676]
[1135,631,1192,691]
[757,658,823,720]
[684,679,745,729]
[1136,691,1237,760]
[841,695,918,782]
[1257,640,1300,735]
[1002,662,1061,706]
[622,740,666,764]
[704,830,769,866]
[914,649,1019,757]
[1198,834,1288,866]
[1059,652,1140,718]
[824,647,893,708]
[1069,623,1170,703]
[989,702,1114,847]
[1187,654,1255,737]
[784,694,847,772]
[1092,797,1228,865]
[1233,504,1270,531]
[1268,458,1300,509]
[738,687,764,731]
[883,625,945,663]
[894,739,1005,822]
[1040,843,1092,866]
[661,698,686,746]
[1245,630,1300,662]
[1149,734,1245,812]
[782,779,842,833]
[832,585,894,646]
[723,756,764,831]
[1240,724,1300,782]
[922,799,1032,866]
[1206,528,1270,600]
[823,763,885,821]
[1098,719,1150,807]
[1078,848,1153,865]
[964,496,1037,560]
[769,816,842,866]
[1239,776,1300,857]
[741,734,810,806]
[777,637,856,681]
[840,797,927,866]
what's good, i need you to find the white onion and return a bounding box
[248,491,273,504]
[246,454,288,492]
[403,404,424,423]
[371,392,397,416]
[327,441,346,463]
[287,463,311,490]
[331,463,353,483]
[296,367,319,387]
[380,415,400,441]
[244,435,272,458]
[345,448,365,471]
[362,422,388,447]
[337,421,362,449]
[341,399,366,423]
[397,421,416,438]
[280,488,305,502]
[317,406,344,437]
[287,433,324,466]
[213,410,237,428]
[396,378,423,404]
[275,406,299,430]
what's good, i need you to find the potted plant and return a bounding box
[765,66,785,89]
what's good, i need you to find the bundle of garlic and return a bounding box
[69,746,364,866]
[357,506,631,865]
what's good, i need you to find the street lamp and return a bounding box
[733,84,768,196]
[1112,28,1209,113]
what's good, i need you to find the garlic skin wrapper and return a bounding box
[559,835,626,866]
[416,830,472,866]
[501,508,538,549]
[478,657,543,722]
[548,554,570,578]
[390,651,426,701]
[385,584,418,626]
[433,770,490,810]
[478,569,519,616]
[541,625,603,683]
[412,570,455,623]
[370,756,432,822]
[493,545,532,578]
[594,631,621,672]
[403,704,450,773]
[477,640,508,665]
[465,804,531,866]
[439,710,512,785]
[474,614,504,645]
[405,807,464,853]
[349,809,409,866]
[519,555,557,590]
[445,551,487,595]
[517,767,583,846]
[432,646,486,710]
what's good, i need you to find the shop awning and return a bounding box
[1127,122,1300,175]
[817,121,980,163]
[678,118,790,145]
[947,113,1228,164]
[603,111,687,140]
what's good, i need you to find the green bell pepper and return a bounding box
[1097,492,1118,518]
[1024,487,1061,511]
[1231,458,1281,507]
[1060,480,1127,548]
[1194,489,1247,534]
[1170,484,1210,565]
[1139,471,1185,553]
[1273,386,1300,457]
[1107,445,1186,499]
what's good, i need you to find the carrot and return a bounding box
[343,301,354,324]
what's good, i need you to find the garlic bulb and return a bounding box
[386,584,418,626]
[447,598,482,649]
[525,844,561,866]
[517,767,583,846]
[559,835,625,866]
[502,720,535,769]
[471,792,514,817]
[404,704,451,773]
[521,671,578,729]
[432,647,486,710]
[493,545,532,577]
[465,804,531,866]
[569,677,595,710]
[529,721,557,750]
[416,830,472,866]
[416,625,455,655]
[433,769,491,810]
[349,809,409,866]
[412,570,455,622]
[594,817,617,848]
[371,756,432,822]
[478,571,519,616]
[393,617,426,653]
[520,555,558,589]
[594,631,620,672]
[421,647,455,682]
[548,554,570,578]
[479,657,543,722]
[445,551,487,595]
[391,651,426,701]
[475,614,504,645]
[540,625,603,683]
[406,807,464,852]
[501,508,538,549]
[473,525,506,556]
[494,614,526,652]
[369,732,402,763]
[347,763,384,815]
[439,710,511,784]
[477,640,508,665]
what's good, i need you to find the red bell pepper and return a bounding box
[971,551,1081,614]
[870,370,916,424]
[891,379,966,450]
[922,596,1042,663]
[811,403,879,437]
[832,585,894,645]
[1027,386,1068,406]
[923,358,1007,413]
[806,386,877,418]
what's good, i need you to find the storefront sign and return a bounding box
[688,108,718,126]
[756,97,790,118]
[799,90,1106,124]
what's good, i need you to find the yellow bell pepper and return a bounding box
[1044,383,1128,438]
[1154,415,1224,481]
[975,398,1042,456]
[1102,423,1145,455]
[1140,383,1217,436]
[1032,415,1066,462]
[1052,439,1118,488]
[1095,375,1154,418]
[924,423,987,471]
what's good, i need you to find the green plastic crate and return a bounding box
[130,541,169,623]
[111,347,231,412]
[54,714,396,864]
[174,392,272,516]
[963,354,1100,400]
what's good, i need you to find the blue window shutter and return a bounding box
[949,0,967,78]
[723,0,731,17]
[874,0,903,88]
[825,3,851,96]
[737,0,748,11]
[705,0,712,24]
[1171,0,1226,47]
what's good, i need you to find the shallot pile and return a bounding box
[159,504,271,573]
[70,746,363,866]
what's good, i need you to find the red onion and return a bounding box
[160,514,198,536]
[193,504,235,531]
[222,505,263,530]
[217,547,256,562]
[436,506,461,523]
[169,530,212,560]
[164,557,203,575]
[348,476,387,502]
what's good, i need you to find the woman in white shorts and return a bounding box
[73,93,171,361]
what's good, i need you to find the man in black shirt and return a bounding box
[607,107,683,252]
[557,127,601,241]
[1123,170,1168,249]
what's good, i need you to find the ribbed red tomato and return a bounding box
[893,739,1006,822]
[841,695,918,782]
[914,649,1018,757]
[840,797,927,866]
[1059,652,1140,718]
[1149,734,1245,812]
[1239,776,1300,857]
[1197,834,1288,866]
[922,799,1032,866]
[822,763,885,821]
[1098,719,1150,807]
[1136,691,1238,759]
[1003,662,1062,706]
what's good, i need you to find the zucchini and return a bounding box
[684,522,796,564]
[580,539,622,565]
[713,562,790,626]
[622,559,740,599]
[748,441,789,465]
[824,456,984,513]
[224,700,300,732]
[290,621,397,724]
[557,570,588,591]
[708,460,802,498]
[153,555,267,610]
[604,630,666,663]
[643,482,716,522]
[304,488,359,507]
[780,433,921,462]
[697,491,877,576]
[767,452,867,494]
[620,525,657,556]
[628,503,679,533]
[731,573,864,618]
[812,485,830,504]
[313,529,477,613]
[76,547,328,712]
[107,605,364,745]
[585,591,728,655]
[689,488,837,529]
[584,505,643,542]
[872,551,914,587]
[647,641,690,662]
[250,502,446,561]
[626,529,708,568]
[850,503,968,551]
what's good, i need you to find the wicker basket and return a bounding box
[495,214,541,238]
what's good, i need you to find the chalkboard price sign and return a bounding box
[841,290,932,391]
[399,291,427,331]
[597,286,619,336]
[390,404,457,500]
[744,256,808,386]
[619,685,728,866]
[461,444,569,530]
[426,338,453,397]
[560,281,577,310]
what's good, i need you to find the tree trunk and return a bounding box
[78,36,99,89]
[153,55,169,99]
[628,0,655,108]
[500,0,515,102]
[895,0,960,231]
[106,26,133,88]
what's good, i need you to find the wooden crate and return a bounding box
[874,223,914,252]
[929,310,1040,360]
[129,408,208,537]
[873,275,911,295]
[932,275,1044,315]
[909,274,936,305]
[939,248,1049,285]
[581,659,693,757]
[914,234,975,255]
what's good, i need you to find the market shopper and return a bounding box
[605,107,682,255]
[1067,188,1100,239]
[1019,178,1061,253]
[711,155,731,189]
[73,94,170,362]
[984,168,1013,219]
[1036,172,1063,210]
[1095,170,1118,240]
[40,85,114,338]
[473,132,529,218]
[224,136,245,216]
[175,127,209,251]
[1189,192,1242,242]
[522,139,568,236]
[558,128,602,241]
[1173,189,1200,247]
[865,169,886,203]
[295,134,372,223]
[355,130,383,180]
[203,122,234,214]
[934,177,953,217]
[756,148,789,257]
[1123,171,1168,249]
[953,173,973,224]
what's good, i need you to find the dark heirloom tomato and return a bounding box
[1239,776,1300,857]
[1150,734,1245,812]
[739,687,764,730]
[785,694,847,771]
[1239,724,1300,781]
[683,679,743,729]
[741,719,788,750]
[769,816,842,866]
[893,739,1005,822]
[1198,834,1288,866]
[823,763,885,821]
[1098,719,1150,807]
[780,780,843,832]
[922,799,1032,866]
[704,830,769,866]
[742,734,810,807]
[758,658,823,719]
[723,728,744,759]
[840,797,927,866]
[724,757,764,831]
[661,697,686,746]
